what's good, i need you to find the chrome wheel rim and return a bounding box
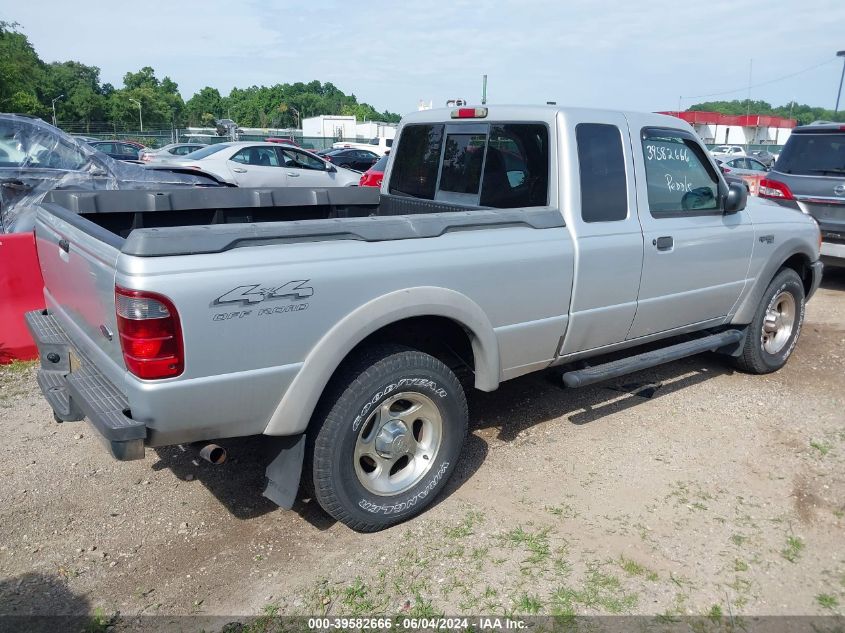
[353,392,443,496]
[761,291,796,354]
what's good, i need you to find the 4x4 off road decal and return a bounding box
[211,280,313,321]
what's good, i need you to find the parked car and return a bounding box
[761,121,845,266]
[359,154,389,187]
[87,140,143,162]
[71,135,99,143]
[322,148,380,172]
[167,141,360,187]
[0,113,223,233]
[749,149,777,168]
[24,105,822,532]
[332,137,393,156]
[717,156,769,177]
[139,143,208,165]
[710,145,746,160]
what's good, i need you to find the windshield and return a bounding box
[183,144,230,159]
[776,133,845,175]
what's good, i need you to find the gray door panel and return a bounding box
[626,120,754,339]
[558,112,644,355]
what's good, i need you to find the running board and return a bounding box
[561,329,745,389]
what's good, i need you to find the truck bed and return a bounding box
[41,187,564,257]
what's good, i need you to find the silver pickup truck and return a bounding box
[26,105,822,532]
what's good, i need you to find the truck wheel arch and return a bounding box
[732,247,815,325]
[262,287,500,437]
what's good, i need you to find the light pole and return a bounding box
[51,94,64,127]
[129,98,143,131]
[835,51,845,113]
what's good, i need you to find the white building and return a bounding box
[302,115,357,140]
[355,121,397,141]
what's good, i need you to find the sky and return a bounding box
[5,0,845,116]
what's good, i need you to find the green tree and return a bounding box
[0,21,45,114]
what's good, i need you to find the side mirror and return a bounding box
[723,181,747,214]
[327,164,337,173]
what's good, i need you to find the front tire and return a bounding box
[309,345,468,532]
[734,268,805,374]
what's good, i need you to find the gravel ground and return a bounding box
[1,269,843,628]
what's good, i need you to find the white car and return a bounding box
[710,145,746,160]
[139,143,208,165]
[168,142,361,187]
[332,137,393,156]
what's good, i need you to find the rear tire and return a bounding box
[309,344,468,532]
[734,268,805,374]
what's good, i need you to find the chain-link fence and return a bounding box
[56,123,375,152]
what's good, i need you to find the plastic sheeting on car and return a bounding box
[0,114,222,233]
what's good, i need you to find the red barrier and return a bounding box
[0,232,44,363]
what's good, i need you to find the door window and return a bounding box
[641,128,720,217]
[280,149,326,170]
[576,123,627,222]
[231,146,280,167]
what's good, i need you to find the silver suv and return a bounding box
[761,122,845,266]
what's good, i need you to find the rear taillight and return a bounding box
[115,286,184,379]
[325,156,332,162]
[721,167,731,173]
[759,178,795,200]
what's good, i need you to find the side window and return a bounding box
[389,124,443,199]
[641,128,720,217]
[231,147,279,167]
[282,149,325,170]
[576,123,627,222]
[481,123,549,208]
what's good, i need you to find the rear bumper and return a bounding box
[820,240,845,261]
[25,309,146,460]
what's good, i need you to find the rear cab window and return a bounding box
[641,128,721,217]
[388,122,549,208]
[776,132,845,176]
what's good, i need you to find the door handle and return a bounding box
[287,172,300,177]
[231,167,247,173]
[653,236,673,251]
[58,238,70,253]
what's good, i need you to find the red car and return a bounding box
[358,154,388,187]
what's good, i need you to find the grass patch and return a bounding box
[816,594,839,610]
[514,593,543,614]
[617,556,658,581]
[86,608,115,633]
[443,510,484,539]
[544,503,579,519]
[730,533,747,547]
[707,604,723,621]
[810,440,833,456]
[501,526,551,565]
[734,559,749,572]
[551,565,638,615]
[781,536,804,563]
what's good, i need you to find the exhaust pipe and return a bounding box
[198,443,227,465]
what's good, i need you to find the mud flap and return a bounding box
[262,434,305,509]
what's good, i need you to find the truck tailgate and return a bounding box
[34,206,126,378]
